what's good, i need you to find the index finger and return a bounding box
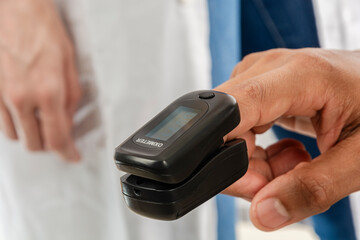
[215,67,328,141]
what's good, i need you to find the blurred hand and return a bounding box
[216,48,360,230]
[0,0,82,161]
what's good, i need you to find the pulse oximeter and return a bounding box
[114,91,248,220]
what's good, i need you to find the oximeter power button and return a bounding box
[199,92,215,99]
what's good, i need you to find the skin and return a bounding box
[0,0,82,161]
[216,48,360,231]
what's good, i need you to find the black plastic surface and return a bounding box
[120,139,248,220]
[199,92,215,99]
[114,90,240,184]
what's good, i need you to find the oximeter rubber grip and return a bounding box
[120,139,248,220]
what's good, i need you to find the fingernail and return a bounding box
[256,198,290,229]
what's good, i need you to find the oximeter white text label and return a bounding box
[136,138,164,147]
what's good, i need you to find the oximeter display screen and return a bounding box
[146,106,200,141]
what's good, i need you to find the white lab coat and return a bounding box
[0,0,216,240]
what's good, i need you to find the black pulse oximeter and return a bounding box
[114,91,248,220]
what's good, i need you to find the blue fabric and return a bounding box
[208,0,241,240]
[242,1,356,239]
[215,195,237,240]
[272,126,320,159]
[311,197,356,240]
[242,0,319,55]
[208,0,241,88]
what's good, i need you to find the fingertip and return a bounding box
[223,169,269,199]
[26,143,44,152]
[266,138,306,158]
[66,146,81,163]
[250,197,291,231]
[268,146,311,177]
[5,130,18,141]
[55,140,81,162]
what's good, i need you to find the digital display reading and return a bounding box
[146,106,200,141]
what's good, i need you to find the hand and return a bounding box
[0,0,82,161]
[216,48,360,230]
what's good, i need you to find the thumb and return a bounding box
[249,134,360,231]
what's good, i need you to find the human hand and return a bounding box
[0,0,82,161]
[216,48,360,230]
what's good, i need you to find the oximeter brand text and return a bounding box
[136,138,164,147]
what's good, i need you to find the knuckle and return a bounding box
[262,48,289,61]
[291,50,334,72]
[294,163,332,213]
[38,81,63,108]
[242,52,260,64]
[232,61,242,75]
[4,129,18,140]
[241,80,265,102]
[291,50,316,64]
[4,88,27,109]
[39,88,55,103]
